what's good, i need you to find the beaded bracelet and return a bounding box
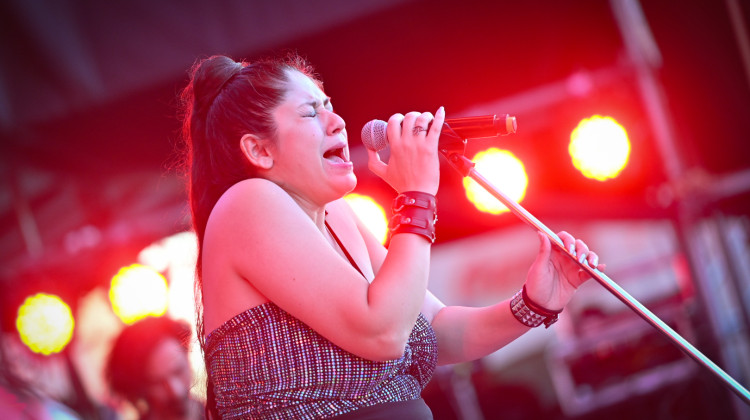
[388,191,437,243]
[509,285,563,328]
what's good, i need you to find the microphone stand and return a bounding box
[437,131,750,405]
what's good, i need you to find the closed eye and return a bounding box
[300,97,333,117]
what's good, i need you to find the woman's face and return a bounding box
[265,70,356,207]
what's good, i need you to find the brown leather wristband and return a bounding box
[389,191,437,243]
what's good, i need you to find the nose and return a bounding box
[327,110,346,136]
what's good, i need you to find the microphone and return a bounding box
[361,114,517,151]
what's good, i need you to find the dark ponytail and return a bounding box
[178,52,319,419]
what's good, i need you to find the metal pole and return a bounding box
[459,159,750,405]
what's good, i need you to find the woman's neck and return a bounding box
[286,190,328,231]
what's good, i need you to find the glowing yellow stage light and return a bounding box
[109,264,168,324]
[16,293,75,355]
[569,115,631,181]
[463,148,528,214]
[344,193,388,245]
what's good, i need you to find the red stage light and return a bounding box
[109,264,168,324]
[344,193,388,245]
[569,115,631,181]
[463,148,529,214]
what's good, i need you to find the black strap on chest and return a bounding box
[325,220,366,279]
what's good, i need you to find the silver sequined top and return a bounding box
[205,302,438,419]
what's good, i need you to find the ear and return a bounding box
[239,133,274,170]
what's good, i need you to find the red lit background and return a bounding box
[1,0,749,418]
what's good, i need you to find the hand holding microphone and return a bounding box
[361,113,517,151]
[365,107,445,195]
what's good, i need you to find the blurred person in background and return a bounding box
[0,329,116,420]
[106,316,205,420]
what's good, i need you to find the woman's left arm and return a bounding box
[428,231,605,366]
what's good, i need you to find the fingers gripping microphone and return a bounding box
[361,114,517,151]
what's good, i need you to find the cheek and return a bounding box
[179,368,192,387]
[290,141,323,168]
[145,383,167,401]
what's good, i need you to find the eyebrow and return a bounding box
[299,97,332,109]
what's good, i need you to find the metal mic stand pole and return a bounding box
[438,141,750,405]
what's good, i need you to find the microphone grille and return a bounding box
[361,120,388,151]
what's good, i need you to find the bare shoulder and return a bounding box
[201,179,305,332]
[207,179,304,234]
[212,178,291,216]
[204,178,329,278]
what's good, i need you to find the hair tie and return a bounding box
[213,62,245,102]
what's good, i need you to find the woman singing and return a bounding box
[179,53,603,419]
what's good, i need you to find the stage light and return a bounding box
[16,293,75,355]
[138,232,198,325]
[109,264,168,324]
[344,193,388,244]
[569,115,631,181]
[463,148,528,214]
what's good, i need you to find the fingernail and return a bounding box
[592,255,599,267]
[579,253,586,264]
[569,244,575,255]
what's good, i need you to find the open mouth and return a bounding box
[323,145,349,163]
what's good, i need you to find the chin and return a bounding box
[332,174,357,197]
